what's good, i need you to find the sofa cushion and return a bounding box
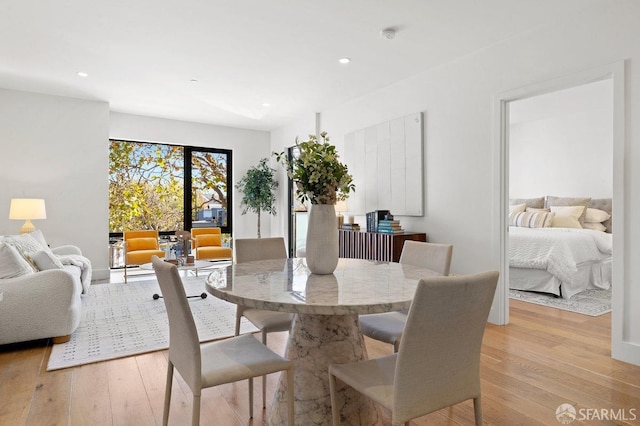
[196,234,222,247]
[31,250,65,271]
[127,237,158,251]
[0,242,34,279]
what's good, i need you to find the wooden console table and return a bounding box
[338,230,427,262]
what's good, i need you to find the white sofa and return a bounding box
[0,231,91,345]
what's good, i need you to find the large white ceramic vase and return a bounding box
[305,203,339,274]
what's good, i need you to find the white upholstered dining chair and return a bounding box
[234,237,294,407]
[329,270,499,426]
[359,241,453,352]
[151,256,294,426]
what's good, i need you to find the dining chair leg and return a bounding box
[328,371,340,426]
[287,366,295,426]
[163,362,174,426]
[192,393,201,426]
[473,396,483,426]
[234,308,242,336]
[393,340,400,353]
[262,330,268,408]
[124,264,128,283]
[248,377,254,418]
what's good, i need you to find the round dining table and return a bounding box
[205,257,440,426]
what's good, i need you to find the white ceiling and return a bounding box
[0,0,599,131]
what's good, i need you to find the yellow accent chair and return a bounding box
[123,230,165,283]
[191,227,232,261]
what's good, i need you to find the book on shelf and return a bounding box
[341,223,361,231]
[378,219,401,227]
[377,228,405,234]
[366,210,390,232]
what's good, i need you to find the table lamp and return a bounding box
[335,200,348,228]
[9,198,47,234]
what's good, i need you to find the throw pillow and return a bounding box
[509,203,527,215]
[2,233,45,271]
[583,222,607,232]
[549,206,585,229]
[0,242,34,279]
[28,229,49,250]
[30,250,65,271]
[509,211,555,228]
[545,196,591,226]
[585,208,611,223]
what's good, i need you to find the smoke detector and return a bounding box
[380,28,396,40]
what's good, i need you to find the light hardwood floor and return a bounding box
[1,286,639,425]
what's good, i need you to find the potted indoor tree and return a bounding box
[235,158,278,238]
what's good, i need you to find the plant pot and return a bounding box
[305,203,339,274]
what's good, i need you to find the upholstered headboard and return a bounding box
[588,198,612,233]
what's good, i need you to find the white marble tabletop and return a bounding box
[205,257,439,315]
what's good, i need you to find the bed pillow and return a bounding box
[549,205,585,229]
[545,196,591,226]
[509,203,527,215]
[30,250,65,271]
[0,242,35,279]
[585,208,611,223]
[583,222,607,232]
[510,197,545,209]
[510,211,555,228]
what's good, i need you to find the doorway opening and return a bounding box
[495,61,627,361]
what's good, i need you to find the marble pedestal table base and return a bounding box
[268,313,384,426]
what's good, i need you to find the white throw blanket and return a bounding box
[58,254,92,293]
[509,227,612,287]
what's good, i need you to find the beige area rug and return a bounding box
[509,288,611,316]
[47,276,259,371]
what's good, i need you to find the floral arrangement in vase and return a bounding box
[274,131,355,205]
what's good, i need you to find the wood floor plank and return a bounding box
[0,342,46,426]
[107,355,156,426]
[25,344,72,426]
[70,360,113,426]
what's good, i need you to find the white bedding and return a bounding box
[509,227,612,299]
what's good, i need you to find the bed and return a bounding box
[508,197,612,299]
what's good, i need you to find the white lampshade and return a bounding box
[9,198,47,234]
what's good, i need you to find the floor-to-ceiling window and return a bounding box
[109,139,232,238]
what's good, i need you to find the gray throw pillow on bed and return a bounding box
[510,197,545,209]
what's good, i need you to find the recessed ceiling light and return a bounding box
[190,79,199,83]
[338,57,351,64]
[262,103,271,107]
[77,72,88,77]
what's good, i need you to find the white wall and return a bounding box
[0,88,110,279]
[271,1,640,364]
[509,79,613,198]
[109,112,272,240]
